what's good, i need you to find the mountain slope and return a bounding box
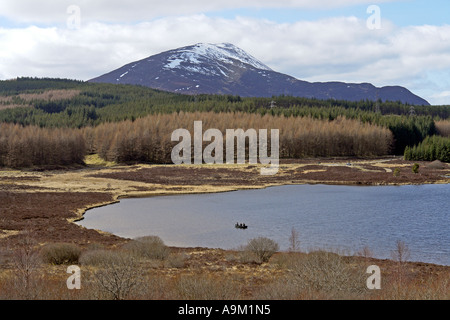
[90,43,430,105]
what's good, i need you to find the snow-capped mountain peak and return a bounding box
[90,43,430,105]
[162,43,272,75]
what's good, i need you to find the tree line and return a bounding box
[1,79,444,155]
[0,123,85,168]
[0,78,449,165]
[85,112,393,164]
[1,79,449,125]
[0,112,393,168]
[404,136,450,163]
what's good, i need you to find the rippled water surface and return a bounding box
[78,184,450,265]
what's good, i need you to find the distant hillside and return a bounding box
[1,78,448,156]
[90,43,430,106]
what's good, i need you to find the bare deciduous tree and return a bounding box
[390,240,411,293]
[288,227,301,252]
[357,246,373,260]
[91,251,143,300]
[391,240,410,265]
[10,229,42,299]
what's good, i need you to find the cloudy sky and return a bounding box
[0,0,449,105]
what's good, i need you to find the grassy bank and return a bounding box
[0,238,448,300]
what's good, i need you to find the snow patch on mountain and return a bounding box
[165,58,184,69]
[162,43,271,75]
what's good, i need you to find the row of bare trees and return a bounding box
[0,123,85,168]
[0,112,393,167]
[84,112,393,163]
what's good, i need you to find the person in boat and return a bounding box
[235,223,247,229]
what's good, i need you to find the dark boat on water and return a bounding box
[235,223,248,229]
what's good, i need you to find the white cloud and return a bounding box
[0,14,449,104]
[433,91,450,99]
[0,0,396,24]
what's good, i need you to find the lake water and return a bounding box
[77,184,450,265]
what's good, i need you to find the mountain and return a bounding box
[90,43,430,105]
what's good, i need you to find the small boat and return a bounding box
[235,223,248,229]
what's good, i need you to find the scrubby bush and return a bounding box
[40,243,81,265]
[393,167,401,177]
[123,236,170,261]
[288,251,367,298]
[244,237,279,263]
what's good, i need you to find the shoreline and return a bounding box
[75,182,450,268]
[72,177,449,225]
[0,157,449,300]
[1,157,449,255]
[75,178,449,222]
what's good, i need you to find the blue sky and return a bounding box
[0,0,449,105]
[206,0,449,27]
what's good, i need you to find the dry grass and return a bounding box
[80,249,121,266]
[0,244,448,300]
[4,157,447,201]
[0,230,20,239]
[2,158,448,198]
[176,274,242,300]
[84,154,117,167]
